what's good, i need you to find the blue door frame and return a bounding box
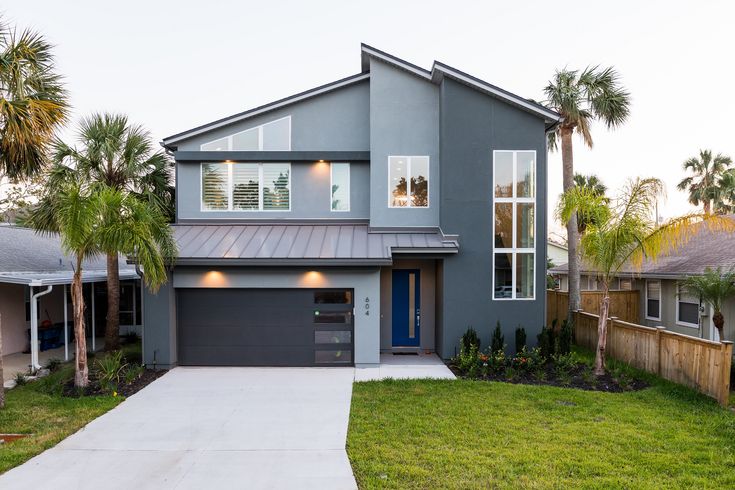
[392,269,420,347]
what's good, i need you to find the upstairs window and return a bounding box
[493,150,536,300]
[201,163,290,211]
[646,280,661,320]
[389,156,429,208]
[331,163,350,212]
[200,116,291,151]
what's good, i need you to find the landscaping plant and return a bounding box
[0,17,69,409]
[558,178,734,374]
[681,267,735,341]
[543,66,631,324]
[559,320,573,355]
[460,326,481,355]
[46,114,174,351]
[96,350,127,393]
[514,326,526,354]
[676,149,733,215]
[491,321,504,354]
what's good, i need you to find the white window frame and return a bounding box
[330,162,350,212]
[645,279,661,321]
[200,162,291,212]
[387,156,430,208]
[200,116,292,151]
[492,150,536,301]
[675,281,700,328]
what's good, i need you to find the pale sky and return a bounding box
[6,0,735,236]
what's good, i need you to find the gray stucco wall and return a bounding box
[143,267,382,367]
[437,78,548,359]
[379,259,437,352]
[368,59,440,228]
[174,80,369,152]
[177,161,370,221]
[142,274,177,369]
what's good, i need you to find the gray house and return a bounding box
[551,218,735,343]
[144,45,561,368]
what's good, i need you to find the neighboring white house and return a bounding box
[547,240,567,267]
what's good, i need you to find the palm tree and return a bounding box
[574,173,607,233]
[676,150,732,215]
[558,178,733,375]
[713,169,735,214]
[543,66,631,322]
[0,19,68,408]
[49,113,173,351]
[682,267,735,341]
[29,183,176,387]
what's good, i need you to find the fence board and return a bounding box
[572,310,733,406]
[547,289,639,326]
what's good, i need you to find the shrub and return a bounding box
[491,321,504,354]
[460,327,481,355]
[455,343,480,377]
[537,324,556,358]
[553,352,577,376]
[514,326,526,354]
[122,331,140,345]
[511,347,544,373]
[124,364,145,384]
[14,372,28,386]
[487,349,507,375]
[45,358,62,372]
[559,320,573,355]
[96,351,127,393]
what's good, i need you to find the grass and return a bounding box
[347,349,735,489]
[0,342,142,473]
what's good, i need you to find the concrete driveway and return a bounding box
[0,368,357,490]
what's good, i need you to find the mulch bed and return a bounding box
[449,362,649,393]
[61,368,167,398]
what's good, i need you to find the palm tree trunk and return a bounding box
[0,312,5,408]
[704,199,711,215]
[72,259,89,388]
[713,310,725,341]
[561,128,581,321]
[594,281,611,375]
[105,253,120,351]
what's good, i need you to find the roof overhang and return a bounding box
[174,150,370,163]
[0,270,140,286]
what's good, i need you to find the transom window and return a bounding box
[493,150,536,300]
[389,156,429,208]
[646,279,661,320]
[676,283,700,328]
[200,116,291,151]
[330,163,350,212]
[201,162,290,211]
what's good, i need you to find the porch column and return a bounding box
[30,284,53,373]
[63,283,69,361]
[91,282,96,352]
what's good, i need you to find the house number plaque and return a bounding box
[364,297,370,315]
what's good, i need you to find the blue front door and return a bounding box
[392,269,420,347]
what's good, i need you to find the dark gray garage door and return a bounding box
[177,289,354,366]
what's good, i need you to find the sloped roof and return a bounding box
[0,225,138,285]
[173,224,458,265]
[163,44,561,147]
[549,218,735,278]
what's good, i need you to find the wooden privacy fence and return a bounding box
[574,311,733,406]
[547,289,639,326]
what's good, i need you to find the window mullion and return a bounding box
[258,164,264,211]
[407,157,412,208]
[228,164,233,210]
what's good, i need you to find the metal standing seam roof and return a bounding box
[173,224,459,264]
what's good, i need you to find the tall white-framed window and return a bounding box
[493,150,536,300]
[676,282,700,328]
[201,162,291,211]
[330,163,350,212]
[200,116,291,151]
[645,279,661,321]
[388,156,429,208]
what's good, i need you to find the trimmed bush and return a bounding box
[515,326,527,354]
[460,326,481,355]
[491,321,504,354]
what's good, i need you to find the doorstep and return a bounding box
[354,353,456,381]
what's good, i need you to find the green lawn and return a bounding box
[347,355,735,489]
[0,343,145,473]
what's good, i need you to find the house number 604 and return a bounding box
[364,297,370,316]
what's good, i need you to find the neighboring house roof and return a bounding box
[0,225,138,286]
[549,218,735,279]
[162,44,562,148]
[547,240,567,251]
[173,224,459,266]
